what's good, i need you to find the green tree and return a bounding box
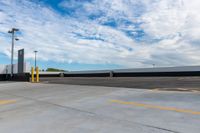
[46,68,65,72]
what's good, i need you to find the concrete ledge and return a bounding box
[36,73,61,77]
[0,74,7,81]
[64,72,110,77]
[12,73,30,81]
[0,73,30,81]
[63,71,200,77]
[113,71,200,77]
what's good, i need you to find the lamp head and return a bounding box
[12,28,19,31]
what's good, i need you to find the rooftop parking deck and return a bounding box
[0,82,200,133]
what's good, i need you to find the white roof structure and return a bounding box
[0,63,30,74]
[65,66,200,74]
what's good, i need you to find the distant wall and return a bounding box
[62,66,200,77]
[0,73,30,81]
[0,74,7,81]
[62,71,200,77]
[0,63,31,81]
[0,63,30,74]
[35,72,61,77]
[64,72,110,77]
[0,64,6,74]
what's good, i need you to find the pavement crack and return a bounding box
[139,124,181,133]
[93,113,181,133]
[0,91,96,115]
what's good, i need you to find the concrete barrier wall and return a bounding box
[62,66,200,77]
[12,73,30,81]
[0,73,30,81]
[34,72,61,77]
[0,62,30,81]
[113,71,200,77]
[64,72,110,77]
[0,74,7,81]
[62,71,200,77]
[2,66,200,81]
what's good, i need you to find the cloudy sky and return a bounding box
[0,0,200,70]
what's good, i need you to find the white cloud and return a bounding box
[138,0,200,65]
[0,0,200,68]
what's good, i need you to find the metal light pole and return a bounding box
[34,50,38,70]
[8,28,19,78]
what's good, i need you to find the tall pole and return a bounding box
[11,31,14,78]
[34,51,38,70]
[8,28,19,78]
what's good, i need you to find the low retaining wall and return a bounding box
[12,73,30,81]
[64,72,110,77]
[61,66,200,77]
[113,71,200,77]
[36,73,61,77]
[2,71,200,82]
[63,71,200,77]
[0,74,7,81]
[0,73,30,82]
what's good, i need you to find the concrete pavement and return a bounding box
[0,82,200,133]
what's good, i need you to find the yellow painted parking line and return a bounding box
[110,100,200,115]
[0,100,16,105]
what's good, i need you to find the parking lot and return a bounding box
[0,82,200,133]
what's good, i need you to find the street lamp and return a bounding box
[34,50,38,70]
[8,28,19,78]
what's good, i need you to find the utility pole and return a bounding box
[34,50,38,70]
[8,28,19,78]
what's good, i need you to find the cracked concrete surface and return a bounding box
[0,82,200,133]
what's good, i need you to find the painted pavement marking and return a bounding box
[0,100,16,105]
[110,100,200,115]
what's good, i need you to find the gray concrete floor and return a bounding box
[0,82,200,133]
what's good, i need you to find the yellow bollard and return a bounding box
[36,67,39,83]
[31,67,35,83]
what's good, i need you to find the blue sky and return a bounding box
[0,0,200,71]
